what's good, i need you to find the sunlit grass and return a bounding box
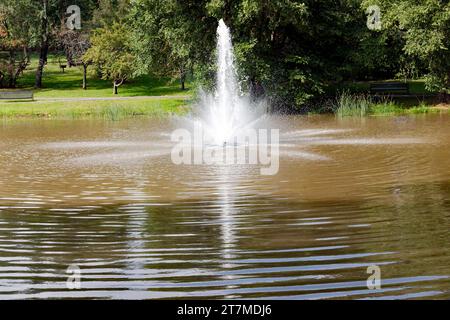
[334,92,444,117]
[0,98,190,120]
[407,104,441,114]
[0,54,192,119]
[334,92,371,117]
[369,102,403,115]
[370,102,441,115]
[10,54,192,98]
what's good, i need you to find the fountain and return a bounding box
[2,12,449,301]
[193,19,267,146]
[168,19,278,174]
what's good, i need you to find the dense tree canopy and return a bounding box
[373,0,450,93]
[128,0,410,109]
[3,0,450,107]
[129,0,217,89]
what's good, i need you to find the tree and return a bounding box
[91,0,130,27]
[84,23,138,94]
[0,1,35,88]
[34,0,50,88]
[131,0,388,110]
[0,47,30,89]
[372,0,450,95]
[31,0,69,88]
[206,0,371,109]
[59,30,90,89]
[26,0,97,88]
[130,0,217,90]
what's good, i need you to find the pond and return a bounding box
[0,113,449,299]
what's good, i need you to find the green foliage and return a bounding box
[129,0,384,108]
[15,54,193,98]
[1,0,99,88]
[0,0,39,47]
[407,104,440,114]
[84,23,139,93]
[92,0,130,27]
[0,98,188,119]
[334,92,371,117]
[210,0,314,108]
[5,0,450,110]
[374,0,450,93]
[0,0,38,87]
[129,0,217,89]
[333,92,441,117]
[369,101,402,115]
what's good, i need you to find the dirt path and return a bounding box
[34,95,191,102]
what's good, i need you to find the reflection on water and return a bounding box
[0,114,449,299]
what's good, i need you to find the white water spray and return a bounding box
[195,19,267,146]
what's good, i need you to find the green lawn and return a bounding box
[0,98,189,120]
[0,54,193,119]
[6,54,192,98]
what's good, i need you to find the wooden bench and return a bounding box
[0,90,34,101]
[370,82,409,95]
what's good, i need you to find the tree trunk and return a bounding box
[82,64,87,90]
[35,43,49,88]
[35,0,49,89]
[180,67,186,90]
[8,50,15,88]
[113,79,124,95]
[12,47,30,88]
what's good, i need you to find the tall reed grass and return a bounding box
[333,92,441,117]
[334,91,371,117]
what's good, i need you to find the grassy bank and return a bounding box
[2,55,448,119]
[0,98,189,120]
[333,92,448,117]
[0,54,193,119]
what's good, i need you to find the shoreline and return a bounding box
[0,98,190,120]
[1,95,449,120]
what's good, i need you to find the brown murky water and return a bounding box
[0,114,449,299]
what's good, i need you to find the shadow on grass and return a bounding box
[15,56,190,97]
